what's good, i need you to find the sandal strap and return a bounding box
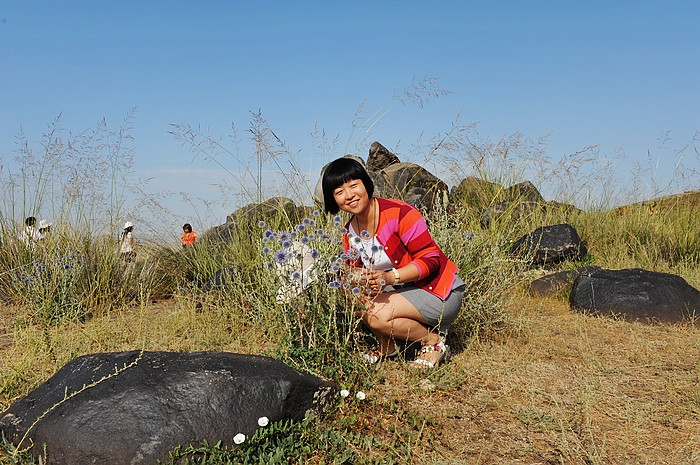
[418,339,446,355]
[411,358,435,369]
[363,346,399,364]
[410,338,448,369]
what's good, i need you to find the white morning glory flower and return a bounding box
[258,416,269,427]
[339,389,350,397]
[355,391,366,400]
[233,433,246,444]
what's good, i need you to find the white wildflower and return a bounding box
[355,391,366,400]
[339,389,350,398]
[233,433,246,444]
[258,416,269,427]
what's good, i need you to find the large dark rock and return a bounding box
[0,351,338,465]
[527,266,601,298]
[510,223,587,266]
[504,181,544,204]
[366,141,400,171]
[570,268,700,323]
[479,180,546,228]
[379,162,449,214]
[203,197,309,242]
[450,176,502,211]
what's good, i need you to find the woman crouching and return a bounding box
[322,157,466,369]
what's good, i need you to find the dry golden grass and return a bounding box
[3,293,699,464]
[368,296,700,464]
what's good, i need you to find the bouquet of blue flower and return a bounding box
[260,211,380,304]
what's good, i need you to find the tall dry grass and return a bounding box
[1,88,698,463]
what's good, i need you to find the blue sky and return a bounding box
[1,1,698,237]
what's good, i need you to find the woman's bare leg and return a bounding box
[361,292,442,355]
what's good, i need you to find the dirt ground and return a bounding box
[2,297,699,464]
[366,297,700,464]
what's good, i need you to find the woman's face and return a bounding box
[332,179,371,216]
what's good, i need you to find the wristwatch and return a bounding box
[391,268,400,285]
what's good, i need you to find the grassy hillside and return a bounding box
[1,187,698,464]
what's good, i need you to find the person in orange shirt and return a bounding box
[180,223,198,248]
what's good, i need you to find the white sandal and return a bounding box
[410,338,448,369]
[362,347,399,364]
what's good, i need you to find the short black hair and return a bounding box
[25,217,36,227]
[321,157,374,214]
[183,223,192,232]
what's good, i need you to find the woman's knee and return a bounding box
[362,304,393,330]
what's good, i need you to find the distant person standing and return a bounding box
[20,216,40,247]
[37,219,52,241]
[120,221,136,263]
[180,223,198,248]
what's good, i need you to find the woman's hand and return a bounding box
[361,268,392,297]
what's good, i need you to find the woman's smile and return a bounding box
[333,179,370,215]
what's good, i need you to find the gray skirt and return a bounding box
[384,274,465,335]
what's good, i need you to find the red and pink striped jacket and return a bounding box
[343,197,459,300]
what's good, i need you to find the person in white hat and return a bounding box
[37,219,52,241]
[119,221,135,262]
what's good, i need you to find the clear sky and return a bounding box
[1,1,698,238]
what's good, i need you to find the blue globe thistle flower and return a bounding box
[312,210,320,217]
[258,221,266,228]
[302,218,311,225]
[264,229,273,238]
[370,244,380,253]
[351,287,361,295]
[331,263,341,272]
[360,230,371,239]
[310,249,319,259]
[281,240,292,249]
[340,227,348,234]
[291,271,302,281]
[263,247,271,254]
[273,250,290,265]
[300,236,310,245]
[327,280,341,289]
[351,235,362,245]
[296,224,306,232]
[343,283,351,290]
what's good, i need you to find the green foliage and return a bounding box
[0,434,37,465]
[163,418,355,465]
[164,407,420,465]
